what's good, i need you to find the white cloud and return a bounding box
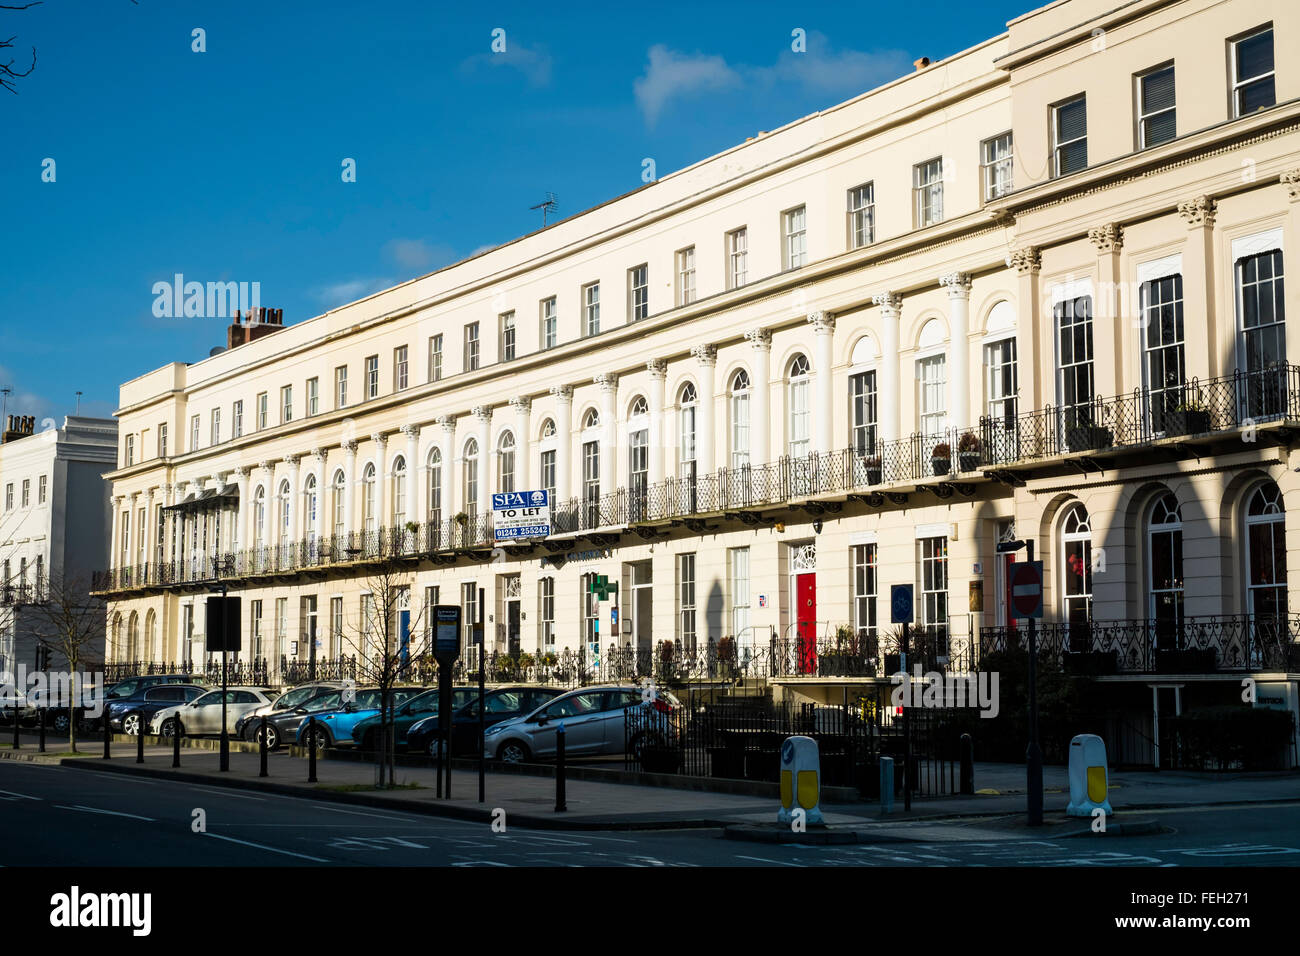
[383,239,456,272]
[310,278,396,308]
[633,34,912,128]
[461,41,553,87]
[634,45,742,129]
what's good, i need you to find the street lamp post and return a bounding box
[997,537,1042,826]
[208,556,236,773]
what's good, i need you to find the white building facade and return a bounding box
[1,416,117,674]
[97,0,1300,732]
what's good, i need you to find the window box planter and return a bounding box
[958,452,981,472]
[931,457,951,476]
[1166,409,1211,437]
[1066,425,1113,453]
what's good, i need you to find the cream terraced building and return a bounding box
[99,0,1300,734]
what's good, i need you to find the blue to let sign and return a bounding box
[890,584,914,624]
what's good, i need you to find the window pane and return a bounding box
[1236,30,1274,81]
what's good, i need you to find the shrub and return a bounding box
[932,442,951,458]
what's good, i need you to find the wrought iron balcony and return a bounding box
[979,614,1300,674]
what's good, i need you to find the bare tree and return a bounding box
[1,2,41,95]
[338,563,427,787]
[29,570,105,753]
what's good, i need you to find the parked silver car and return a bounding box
[149,687,280,737]
[482,684,681,763]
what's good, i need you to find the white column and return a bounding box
[342,440,358,536]
[233,468,249,551]
[511,398,532,490]
[371,433,388,530]
[873,293,902,445]
[745,329,771,466]
[940,272,972,430]
[594,374,617,497]
[691,346,717,474]
[110,495,124,570]
[437,416,458,521]
[550,385,573,506]
[400,425,420,527]
[285,455,302,543]
[808,311,836,455]
[144,488,156,578]
[473,406,493,506]
[647,361,667,486]
[310,449,327,541]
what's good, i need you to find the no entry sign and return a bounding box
[1010,561,1044,619]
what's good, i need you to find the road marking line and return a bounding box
[0,790,39,800]
[734,855,801,867]
[201,832,330,862]
[317,806,411,821]
[185,786,266,801]
[54,804,155,821]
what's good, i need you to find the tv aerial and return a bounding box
[530,192,558,227]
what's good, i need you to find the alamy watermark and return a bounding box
[0,665,104,717]
[151,273,261,319]
[891,665,1000,718]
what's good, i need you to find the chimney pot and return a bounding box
[914,56,931,70]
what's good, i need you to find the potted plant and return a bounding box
[1065,413,1113,452]
[863,455,883,485]
[1167,398,1211,437]
[453,511,469,526]
[541,651,558,668]
[957,431,981,472]
[931,442,951,476]
[518,651,535,671]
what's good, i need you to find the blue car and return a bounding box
[293,686,426,750]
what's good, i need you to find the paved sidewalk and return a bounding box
[2,738,1296,833]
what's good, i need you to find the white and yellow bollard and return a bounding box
[1066,733,1113,817]
[778,735,824,826]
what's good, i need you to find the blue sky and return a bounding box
[0,0,1026,422]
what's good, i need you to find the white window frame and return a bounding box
[463,322,480,372]
[1052,95,1088,177]
[676,247,696,306]
[848,183,875,248]
[428,335,443,382]
[541,297,557,349]
[394,345,409,390]
[913,158,944,227]
[628,264,649,322]
[980,133,1014,201]
[727,227,748,289]
[583,282,600,336]
[782,206,807,269]
[1136,63,1176,149]
[1231,25,1275,118]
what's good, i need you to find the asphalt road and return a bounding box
[4,761,1300,867]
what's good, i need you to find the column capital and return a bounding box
[549,384,573,402]
[1177,195,1217,227]
[310,448,327,464]
[112,494,125,506]
[939,272,973,297]
[744,327,772,350]
[370,432,388,448]
[435,415,456,431]
[1009,246,1042,274]
[872,291,901,311]
[509,397,532,412]
[471,405,492,423]
[399,423,421,439]
[159,484,173,496]
[593,373,618,393]
[1088,222,1124,253]
[233,467,249,481]
[646,359,668,378]
[283,454,301,468]
[342,440,358,455]
[806,311,835,334]
[258,460,274,474]
[1282,169,1300,203]
[690,344,717,366]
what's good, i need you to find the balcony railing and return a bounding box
[93,365,1300,595]
[980,614,1300,674]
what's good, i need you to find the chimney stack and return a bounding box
[914,56,931,70]
[226,307,287,350]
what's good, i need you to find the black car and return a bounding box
[406,686,565,757]
[81,674,206,731]
[107,684,207,735]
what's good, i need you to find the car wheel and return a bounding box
[122,713,141,736]
[426,736,445,759]
[263,724,280,750]
[52,712,70,733]
[306,726,331,751]
[160,718,179,738]
[497,740,530,764]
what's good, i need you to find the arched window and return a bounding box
[253,487,266,547]
[331,470,346,538]
[629,395,648,417]
[145,609,157,661]
[362,464,376,532]
[278,480,291,546]
[498,432,516,494]
[787,354,810,457]
[679,382,697,476]
[427,448,442,524]
[1147,493,1183,638]
[1061,503,1092,630]
[582,408,600,430]
[463,438,479,514]
[730,369,751,469]
[126,612,139,661]
[110,613,122,660]
[1246,481,1287,619]
[391,456,407,527]
[303,474,318,539]
[540,418,556,440]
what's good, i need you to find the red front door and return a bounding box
[796,572,817,674]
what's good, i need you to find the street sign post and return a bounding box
[1009,560,1044,619]
[1010,553,1044,825]
[491,490,550,541]
[889,584,914,810]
